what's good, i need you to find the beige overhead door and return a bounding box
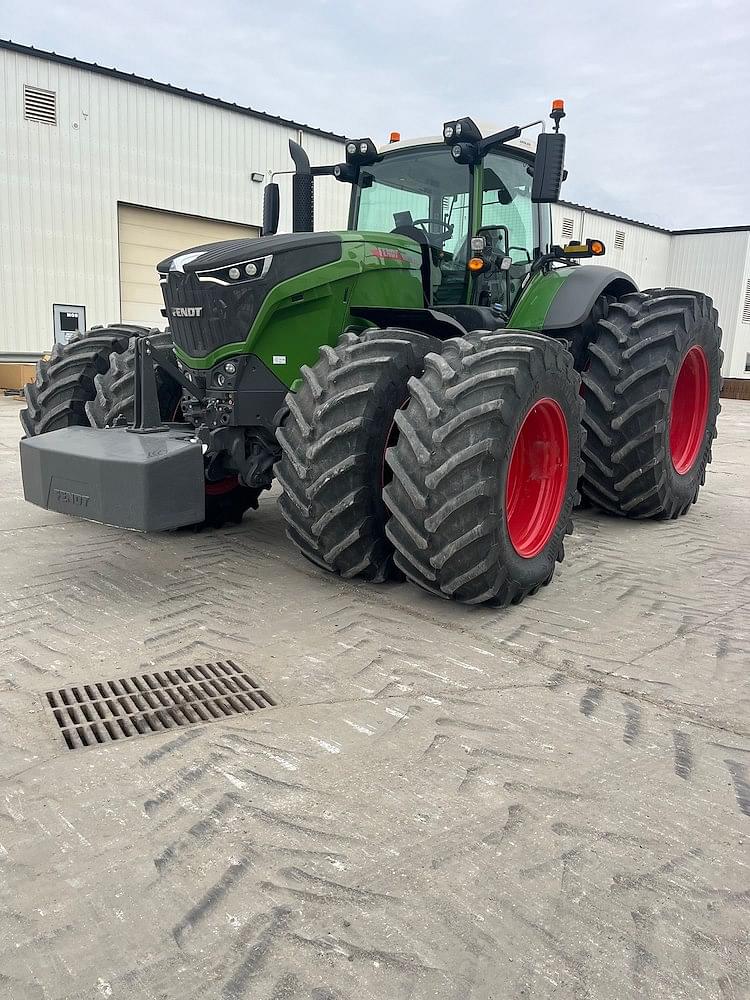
[118,205,260,326]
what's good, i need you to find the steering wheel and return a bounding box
[412,219,454,244]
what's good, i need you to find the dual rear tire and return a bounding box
[580,289,722,517]
[276,328,583,606]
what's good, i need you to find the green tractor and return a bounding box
[20,102,722,606]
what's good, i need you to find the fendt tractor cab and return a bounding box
[21,102,722,606]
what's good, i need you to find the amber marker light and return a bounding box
[468,257,486,272]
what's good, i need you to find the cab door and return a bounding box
[477,151,536,310]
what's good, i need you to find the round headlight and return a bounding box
[359,142,368,154]
[455,122,462,136]
[228,266,241,280]
[225,361,237,375]
[347,142,357,154]
[245,262,257,277]
[444,125,453,139]
[451,145,461,159]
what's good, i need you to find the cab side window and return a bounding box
[481,152,534,263]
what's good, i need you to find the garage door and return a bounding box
[118,205,260,327]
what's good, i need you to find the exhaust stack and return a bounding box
[289,140,314,233]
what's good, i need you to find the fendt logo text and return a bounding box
[371,247,406,261]
[171,306,203,317]
[53,488,91,508]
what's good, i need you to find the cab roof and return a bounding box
[377,124,539,158]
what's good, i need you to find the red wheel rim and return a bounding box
[670,346,709,474]
[205,475,240,496]
[505,398,569,559]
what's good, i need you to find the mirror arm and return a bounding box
[311,163,360,185]
[479,125,522,155]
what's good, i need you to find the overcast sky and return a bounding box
[4,0,748,228]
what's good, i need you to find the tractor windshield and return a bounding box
[353,145,472,304]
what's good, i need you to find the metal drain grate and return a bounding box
[45,660,276,750]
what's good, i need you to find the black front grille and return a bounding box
[163,272,259,358]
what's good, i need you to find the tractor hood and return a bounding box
[156,230,423,363]
[157,233,343,359]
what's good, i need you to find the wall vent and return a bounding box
[614,230,626,250]
[743,278,750,324]
[561,217,575,241]
[23,85,57,125]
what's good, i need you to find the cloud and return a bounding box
[4,0,749,226]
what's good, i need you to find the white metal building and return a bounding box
[552,204,750,380]
[0,40,348,357]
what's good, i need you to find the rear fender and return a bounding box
[510,266,638,332]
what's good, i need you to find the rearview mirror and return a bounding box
[262,183,280,236]
[531,132,566,203]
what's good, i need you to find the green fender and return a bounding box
[509,265,638,332]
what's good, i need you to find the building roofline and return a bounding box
[559,200,749,237]
[0,38,347,142]
[670,225,750,236]
[558,200,671,234]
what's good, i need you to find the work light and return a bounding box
[442,117,482,148]
[344,138,380,167]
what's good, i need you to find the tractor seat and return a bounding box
[438,304,507,333]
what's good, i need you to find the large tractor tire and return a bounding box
[20,325,145,437]
[580,289,722,518]
[275,327,440,582]
[384,332,583,606]
[86,331,262,527]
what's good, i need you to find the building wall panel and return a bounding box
[667,231,750,378]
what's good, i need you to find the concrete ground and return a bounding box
[0,393,748,1000]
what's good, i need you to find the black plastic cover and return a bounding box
[531,133,566,204]
[20,427,205,531]
[262,183,280,236]
[157,232,341,273]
